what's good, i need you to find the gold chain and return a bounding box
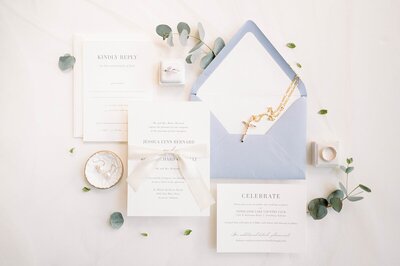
[241,75,300,142]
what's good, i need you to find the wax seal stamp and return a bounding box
[84,151,123,189]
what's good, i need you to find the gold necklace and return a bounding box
[241,75,300,142]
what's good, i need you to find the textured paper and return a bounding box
[127,102,210,216]
[217,183,306,253]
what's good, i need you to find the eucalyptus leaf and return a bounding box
[339,182,348,195]
[346,158,354,164]
[308,198,328,212]
[156,24,172,40]
[213,37,225,55]
[330,197,343,212]
[167,33,174,47]
[58,54,76,71]
[296,62,302,68]
[183,229,192,236]
[110,212,124,229]
[82,186,91,192]
[286,42,296,49]
[327,189,344,203]
[340,165,347,173]
[177,22,190,35]
[345,166,354,174]
[190,49,203,63]
[200,52,215,69]
[186,54,192,64]
[179,29,189,46]
[141,232,149,237]
[310,204,328,220]
[69,147,75,154]
[359,184,372,192]
[189,41,204,53]
[347,196,364,202]
[318,109,328,115]
[198,22,205,40]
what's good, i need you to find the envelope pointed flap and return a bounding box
[191,20,307,136]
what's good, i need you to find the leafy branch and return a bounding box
[156,22,225,69]
[308,158,372,220]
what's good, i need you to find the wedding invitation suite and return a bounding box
[127,102,212,216]
[217,183,306,253]
[76,37,155,142]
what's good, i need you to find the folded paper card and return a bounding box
[190,20,307,179]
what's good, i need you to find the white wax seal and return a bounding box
[320,146,337,162]
[84,151,123,189]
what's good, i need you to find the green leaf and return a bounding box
[141,232,149,237]
[183,229,192,236]
[82,186,91,192]
[186,54,192,64]
[69,147,75,154]
[318,109,328,115]
[177,22,191,35]
[308,198,328,211]
[340,165,347,173]
[213,37,225,55]
[189,41,204,53]
[58,54,76,71]
[156,24,172,40]
[345,166,354,174]
[200,52,215,69]
[339,182,348,195]
[197,22,205,40]
[310,204,328,220]
[327,189,344,203]
[167,32,174,47]
[308,198,328,220]
[110,212,124,229]
[286,42,296,49]
[359,184,372,193]
[179,29,189,46]
[346,157,353,164]
[330,197,343,212]
[347,196,364,202]
[296,62,302,68]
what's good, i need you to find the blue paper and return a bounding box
[190,20,307,179]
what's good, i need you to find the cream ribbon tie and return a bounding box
[127,144,215,210]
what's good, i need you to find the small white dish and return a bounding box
[84,151,123,189]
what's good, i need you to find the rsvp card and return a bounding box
[127,102,211,216]
[217,183,306,253]
[81,39,155,142]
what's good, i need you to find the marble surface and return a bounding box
[0,0,399,265]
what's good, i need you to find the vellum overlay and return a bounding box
[127,102,211,216]
[217,183,306,253]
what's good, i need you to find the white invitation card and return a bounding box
[127,102,211,216]
[81,39,155,142]
[217,183,306,253]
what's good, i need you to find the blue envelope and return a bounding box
[190,20,307,179]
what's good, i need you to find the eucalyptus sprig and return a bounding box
[308,158,372,220]
[156,22,225,69]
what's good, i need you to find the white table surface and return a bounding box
[1,0,399,265]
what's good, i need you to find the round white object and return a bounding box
[320,146,337,162]
[84,151,123,189]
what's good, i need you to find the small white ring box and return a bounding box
[159,59,185,86]
[311,141,339,168]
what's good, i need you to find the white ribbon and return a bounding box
[127,144,215,211]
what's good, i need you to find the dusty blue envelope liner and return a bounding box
[190,20,307,179]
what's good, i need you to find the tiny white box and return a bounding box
[311,141,339,168]
[159,59,185,86]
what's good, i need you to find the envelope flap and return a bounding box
[191,20,307,97]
